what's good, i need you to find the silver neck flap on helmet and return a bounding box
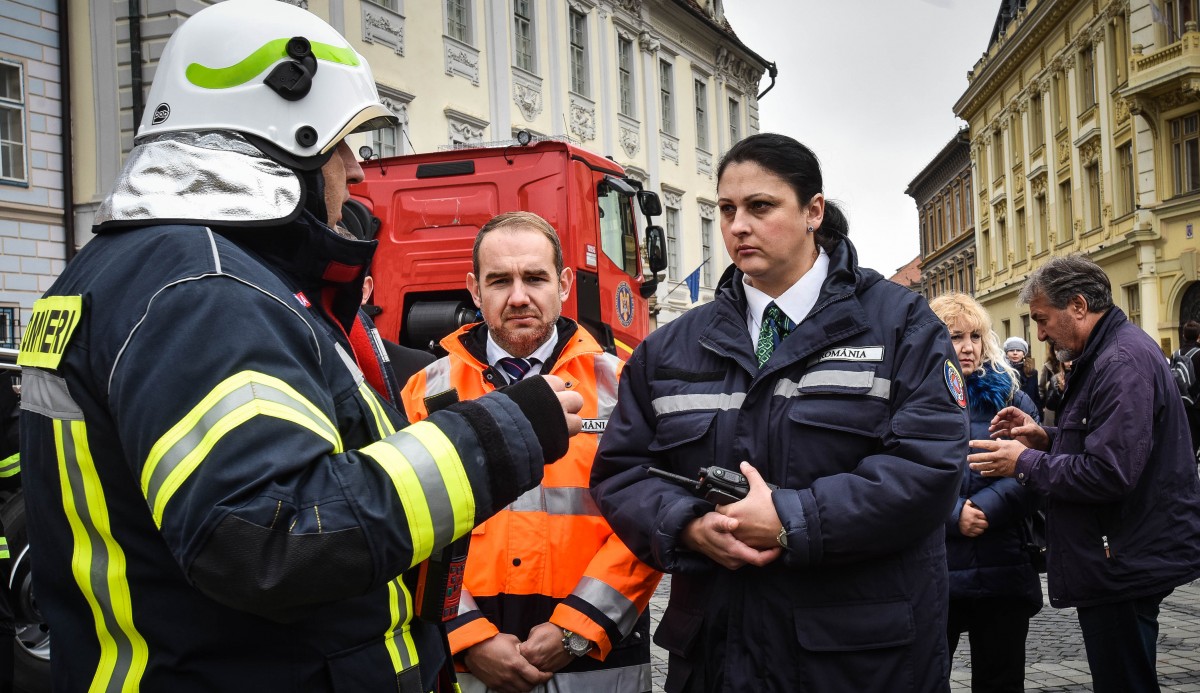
[95,131,302,228]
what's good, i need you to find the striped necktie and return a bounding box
[755,302,794,368]
[497,357,535,384]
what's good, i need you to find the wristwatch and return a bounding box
[777,525,788,548]
[561,629,593,657]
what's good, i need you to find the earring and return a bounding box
[807,225,814,233]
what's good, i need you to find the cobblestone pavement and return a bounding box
[647,575,1200,692]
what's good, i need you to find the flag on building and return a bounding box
[685,266,701,303]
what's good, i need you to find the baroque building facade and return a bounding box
[11,0,771,341]
[956,0,1200,354]
[906,129,977,300]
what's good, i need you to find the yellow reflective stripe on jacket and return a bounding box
[383,577,418,673]
[0,536,8,560]
[55,419,148,692]
[358,381,397,437]
[0,453,19,478]
[141,371,343,528]
[360,421,475,568]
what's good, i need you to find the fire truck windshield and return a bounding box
[597,181,639,279]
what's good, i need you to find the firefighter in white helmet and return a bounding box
[17,2,580,691]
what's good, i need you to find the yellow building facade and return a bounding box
[953,0,1200,354]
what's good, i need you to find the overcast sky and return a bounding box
[720,0,1001,276]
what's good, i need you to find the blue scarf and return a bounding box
[966,364,1016,418]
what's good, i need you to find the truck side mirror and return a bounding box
[645,225,667,274]
[637,190,663,218]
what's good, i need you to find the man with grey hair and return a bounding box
[969,254,1200,693]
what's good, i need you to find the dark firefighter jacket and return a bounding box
[17,213,569,693]
[590,238,968,693]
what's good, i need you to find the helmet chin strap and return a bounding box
[301,166,330,227]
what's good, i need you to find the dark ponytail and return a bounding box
[717,132,848,254]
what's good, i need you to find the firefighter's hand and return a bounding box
[681,510,781,570]
[519,623,575,674]
[541,375,583,436]
[718,462,784,551]
[463,633,552,693]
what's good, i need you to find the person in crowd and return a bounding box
[929,293,1042,693]
[1003,336,1041,412]
[969,254,1200,693]
[589,132,968,692]
[1038,348,1068,426]
[1176,319,1200,454]
[16,3,582,690]
[402,211,660,693]
[362,273,435,393]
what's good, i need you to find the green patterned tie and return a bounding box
[756,302,794,368]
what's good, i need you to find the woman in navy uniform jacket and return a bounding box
[590,133,969,693]
[930,293,1042,693]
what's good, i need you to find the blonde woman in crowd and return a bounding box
[930,293,1043,693]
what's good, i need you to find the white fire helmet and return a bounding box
[137,0,396,168]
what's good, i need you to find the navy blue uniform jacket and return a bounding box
[591,239,968,693]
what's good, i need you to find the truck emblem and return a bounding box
[615,282,634,327]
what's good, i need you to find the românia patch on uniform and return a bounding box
[944,360,966,408]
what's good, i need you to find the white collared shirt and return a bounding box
[486,329,558,379]
[743,248,830,342]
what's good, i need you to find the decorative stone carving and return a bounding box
[569,94,596,141]
[445,108,487,145]
[662,188,683,208]
[661,132,680,163]
[697,149,713,178]
[362,4,404,56]
[444,37,480,86]
[619,126,640,157]
[698,201,716,219]
[1058,141,1071,164]
[1031,173,1048,197]
[1081,138,1102,166]
[279,0,308,7]
[512,70,543,122]
[638,30,659,53]
[715,45,764,96]
[614,0,642,12]
[1114,97,1130,125]
[568,0,595,13]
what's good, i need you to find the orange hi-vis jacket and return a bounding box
[402,319,661,689]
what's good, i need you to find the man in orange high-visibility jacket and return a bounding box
[403,211,661,693]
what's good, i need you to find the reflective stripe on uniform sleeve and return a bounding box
[383,577,419,674]
[508,486,602,516]
[0,453,18,478]
[594,353,622,421]
[358,381,397,438]
[422,359,453,403]
[0,536,8,560]
[651,392,745,416]
[773,373,892,400]
[55,419,149,691]
[359,421,476,568]
[569,576,640,638]
[141,371,344,528]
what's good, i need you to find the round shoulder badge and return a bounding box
[615,281,634,328]
[945,360,967,408]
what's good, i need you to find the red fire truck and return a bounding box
[348,136,667,357]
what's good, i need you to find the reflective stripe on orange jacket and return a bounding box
[402,320,661,668]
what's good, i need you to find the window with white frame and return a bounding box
[0,60,26,183]
[1059,179,1074,241]
[1030,93,1045,151]
[666,206,680,280]
[1085,162,1101,231]
[1015,207,1027,262]
[366,0,398,10]
[569,10,589,96]
[372,127,398,159]
[0,306,15,349]
[694,79,708,150]
[618,37,634,116]
[659,59,675,135]
[1079,45,1097,113]
[514,0,535,73]
[1165,0,1200,43]
[1172,113,1200,196]
[701,217,714,287]
[446,0,471,43]
[728,97,740,144]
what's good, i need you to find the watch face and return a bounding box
[566,632,591,656]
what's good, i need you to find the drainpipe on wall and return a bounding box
[129,0,145,127]
[57,0,75,261]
